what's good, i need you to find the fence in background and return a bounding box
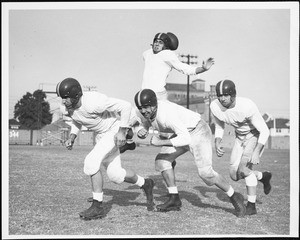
[9,129,94,146]
[9,129,290,150]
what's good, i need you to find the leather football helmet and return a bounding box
[215,79,236,97]
[153,33,170,48]
[166,32,179,50]
[56,78,83,99]
[134,89,157,109]
[153,32,179,50]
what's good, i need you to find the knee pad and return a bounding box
[244,172,257,187]
[197,166,218,186]
[106,163,126,184]
[155,159,172,172]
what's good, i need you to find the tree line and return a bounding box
[13,89,53,130]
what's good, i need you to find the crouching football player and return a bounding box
[210,79,272,215]
[56,78,155,220]
[134,89,246,217]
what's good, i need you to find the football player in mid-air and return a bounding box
[210,79,272,215]
[141,32,215,100]
[134,89,246,217]
[56,78,155,220]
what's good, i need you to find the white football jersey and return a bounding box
[62,91,134,135]
[138,100,201,147]
[142,48,197,93]
[210,97,269,145]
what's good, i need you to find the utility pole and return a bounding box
[83,85,97,92]
[180,54,198,109]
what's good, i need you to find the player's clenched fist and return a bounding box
[250,151,260,165]
[215,137,225,157]
[65,133,77,150]
[65,139,74,150]
[137,127,149,139]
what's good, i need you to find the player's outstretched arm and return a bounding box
[195,57,215,74]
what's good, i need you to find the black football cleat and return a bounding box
[259,171,272,195]
[79,200,105,220]
[246,201,257,215]
[156,194,182,212]
[230,192,246,218]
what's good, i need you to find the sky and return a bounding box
[3,2,299,121]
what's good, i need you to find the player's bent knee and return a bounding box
[229,170,239,181]
[235,165,251,180]
[198,166,217,186]
[84,156,100,176]
[229,166,239,181]
[155,159,172,172]
[106,164,126,184]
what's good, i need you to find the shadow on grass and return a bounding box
[126,174,238,216]
[82,171,265,218]
[83,188,151,217]
[82,172,250,217]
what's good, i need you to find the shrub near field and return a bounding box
[7,145,291,236]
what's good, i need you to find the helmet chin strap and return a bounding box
[229,96,236,108]
[71,96,81,108]
[149,106,158,121]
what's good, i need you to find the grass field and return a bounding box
[5,144,295,237]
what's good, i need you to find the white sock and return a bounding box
[93,192,103,202]
[247,195,256,203]
[168,186,178,194]
[226,186,235,197]
[135,175,145,187]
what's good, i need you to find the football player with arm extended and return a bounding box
[142,32,214,100]
[56,78,155,220]
[134,89,246,217]
[210,79,272,216]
